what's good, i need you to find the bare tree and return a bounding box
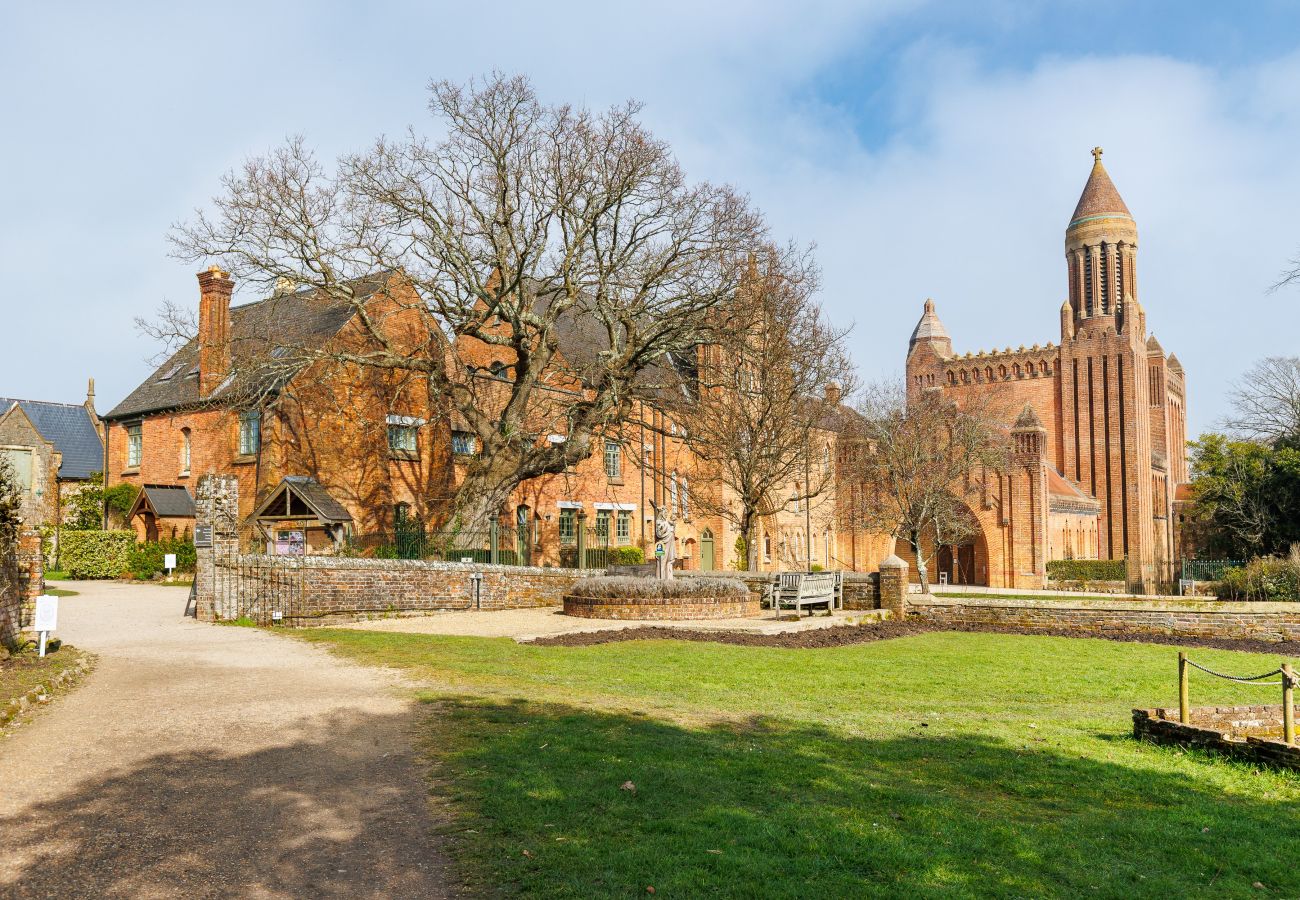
[1222,356,1300,444]
[167,73,767,529]
[838,382,1010,591]
[675,246,854,570]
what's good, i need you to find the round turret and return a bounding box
[1065,148,1138,322]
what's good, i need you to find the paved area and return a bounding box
[0,581,449,899]
[339,605,889,641]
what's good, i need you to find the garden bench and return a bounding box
[769,571,840,617]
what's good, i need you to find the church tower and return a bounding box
[1057,149,1157,588]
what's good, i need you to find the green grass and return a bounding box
[0,646,82,706]
[298,628,1300,897]
[42,570,70,581]
[42,587,78,597]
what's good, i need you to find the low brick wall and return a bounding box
[563,594,761,620]
[908,594,1300,642]
[1133,706,1300,770]
[200,555,585,625]
[1,529,43,648]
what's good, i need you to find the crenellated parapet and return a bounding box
[937,343,1060,387]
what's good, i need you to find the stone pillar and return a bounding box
[1,527,44,648]
[195,474,240,622]
[878,554,909,619]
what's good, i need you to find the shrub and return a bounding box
[61,530,135,579]
[1216,550,1300,601]
[103,482,139,527]
[611,546,644,565]
[126,539,197,580]
[1046,559,1127,582]
[569,575,749,599]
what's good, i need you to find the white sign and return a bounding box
[164,553,178,571]
[34,595,58,632]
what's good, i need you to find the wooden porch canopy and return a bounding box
[128,484,196,521]
[252,476,354,527]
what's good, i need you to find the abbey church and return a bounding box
[906,149,1189,591]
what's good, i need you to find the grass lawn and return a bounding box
[299,628,1300,897]
[42,587,78,597]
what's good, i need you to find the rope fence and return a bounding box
[1178,650,1296,745]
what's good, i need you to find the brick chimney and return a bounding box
[197,265,234,397]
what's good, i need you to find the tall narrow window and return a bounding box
[670,471,680,518]
[126,423,142,468]
[558,508,577,545]
[604,440,621,479]
[180,428,191,476]
[595,510,611,543]
[616,510,632,545]
[238,410,261,456]
[681,476,690,519]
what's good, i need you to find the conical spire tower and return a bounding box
[1065,148,1138,323]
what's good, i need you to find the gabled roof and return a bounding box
[130,484,197,519]
[253,476,353,524]
[106,274,394,421]
[1069,149,1133,227]
[0,398,102,480]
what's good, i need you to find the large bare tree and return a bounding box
[167,73,767,528]
[838,382,1010,591]
[674,245,854,570]
[1222,356,1300,444]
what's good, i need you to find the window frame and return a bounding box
[238,410,261,457]
[126,423,143,469]
[451,430,477,456]
[603,439,622,480]
[558,508,577,545]
[616,510,632,545]
[180,428,192,476]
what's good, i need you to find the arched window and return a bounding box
[180,428,192,476]
[670,470,680,518]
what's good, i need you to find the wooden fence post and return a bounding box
[1179,652,1190,725]
[1283,662,1295,746]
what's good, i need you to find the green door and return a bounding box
[700,529,715,571]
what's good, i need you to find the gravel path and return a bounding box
[0,581,449,899]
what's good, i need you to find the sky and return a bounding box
[4,0,1300,436]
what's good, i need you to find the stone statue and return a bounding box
[654,509,676,580]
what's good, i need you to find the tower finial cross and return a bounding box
[1091,146,1104,163]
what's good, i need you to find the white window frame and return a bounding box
[604,439,622,479]
[238,410,261,456]
[126,423,142,468]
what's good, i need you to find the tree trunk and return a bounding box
[910,530,930,594]
[739,509,757,572]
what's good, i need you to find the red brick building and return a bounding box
[105,267,868,572]
[905,149,1189,590]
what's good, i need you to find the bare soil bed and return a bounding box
[528,619,1300,653]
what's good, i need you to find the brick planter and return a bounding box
[563,593,761,620]
[1133,705,1300,771]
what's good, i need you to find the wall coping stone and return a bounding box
[912,593,1300,615]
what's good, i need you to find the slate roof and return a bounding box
[256,477,353,524]
[909,299,949,346]
[0,398,103,480]
[106,274,392,421]
[1069,152,1133,227]
[138,484,197,518]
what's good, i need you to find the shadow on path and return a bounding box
[1,710,449,899]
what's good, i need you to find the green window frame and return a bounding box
[558,508,577,545]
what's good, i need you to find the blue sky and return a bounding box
[4,0,1300,436]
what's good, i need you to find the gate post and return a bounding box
[195,474,240,622]
[878,554,909,619]
[489,520,499,565]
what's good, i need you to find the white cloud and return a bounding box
[2,2,1297,437]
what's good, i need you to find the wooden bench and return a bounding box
[769,572,840,617]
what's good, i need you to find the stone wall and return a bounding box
[200,554,584,625]
[1133,706,1300,771]
[1,528,44,648]
[909,594,1300,642]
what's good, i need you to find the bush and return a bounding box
[1046,559,1126,582]
[103,482,139,527]
[569,575,749,599]
[126,538,197,580]
[611,546,644,565]
[1216,550,1300,601]
[61,530,135,579]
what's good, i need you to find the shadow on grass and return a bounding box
[426,697,1300,898]
[0,711,449,897]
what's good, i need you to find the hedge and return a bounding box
[569,575,749,599]
[127,539,197,580]
[61,530,135,579]
[1046,558,1127,582]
